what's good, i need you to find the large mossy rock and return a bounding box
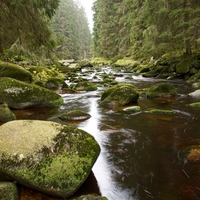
[146,83,178,98]
[0,62,32,82]
[176,58,192,75]
[0,103,16,122]
[0,77,63,109]
[0,120,100,198]
[0,182,19,200]
[75,81,98,91]
[100,83,139,108]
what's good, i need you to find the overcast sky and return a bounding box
[79,0,94,31]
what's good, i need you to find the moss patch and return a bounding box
[147,83,178,98]
[144,109,176,115]
[0,62,32,82]
[59,110,91,121]
[0,182,19,200]
[0,120,100,198]
[0,103,16,122]
[100,83,139,108]
[0,77,63,109]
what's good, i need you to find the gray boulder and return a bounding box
[0,120,100,198]
[0,77,63,109]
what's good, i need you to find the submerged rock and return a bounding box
[0,103,16,122]
[123,106,141,113]
[0,120,100,198]
[59,110,91,121]
[100,83,139,109]
[188,102,200,108]
[0,77,63,109]
[146,82,178,98]
[144,109,176,115]
[0,182,19,200]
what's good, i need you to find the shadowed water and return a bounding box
[13,67,200,199]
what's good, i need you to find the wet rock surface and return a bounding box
[0,120,100,198]
[0,77,63,109]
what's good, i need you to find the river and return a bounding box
[13,66,200,199]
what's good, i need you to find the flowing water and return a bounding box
[13,66,200,199]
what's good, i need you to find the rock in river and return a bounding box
[0,103,16,122]
[0,120,100,198]
[146,82,178,98]
[0,77,63,109]
[59,110,91,121]
[100,82,139,109]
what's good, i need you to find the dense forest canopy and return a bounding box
[0,0,91,60]
[92,0,200,59]
[51,0,91,59]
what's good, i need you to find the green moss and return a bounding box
[114,58,139,67]
[100,83,139,108]
[0,103,16,122]
[0,77,63,109]
[144,109,176,115]
[147,83,178,98]
[90,57,113,65]
[176,58,192,74]
[0,62,32,82]
[59,110,91,121]
[188,102,200,108]
[123,106,141,112]
[0,182,19,200]
[75,81,97,91]
[0,121,100,198]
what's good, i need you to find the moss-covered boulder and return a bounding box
[0,182,19,200]
[75,81,98,91]
[176,58,192,75]
[0,77,63,109]
[100,83,139,108]
[59,110,91,121]
[0,120,100,198]
[0,62,32,82]
[0,103,16,122]
[146,83,178,98]
[45,77,66,91]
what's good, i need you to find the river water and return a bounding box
[13,66,200,199]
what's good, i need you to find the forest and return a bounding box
[92,0,200,60]
[1,0,200,62]
[0,0,91,61]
